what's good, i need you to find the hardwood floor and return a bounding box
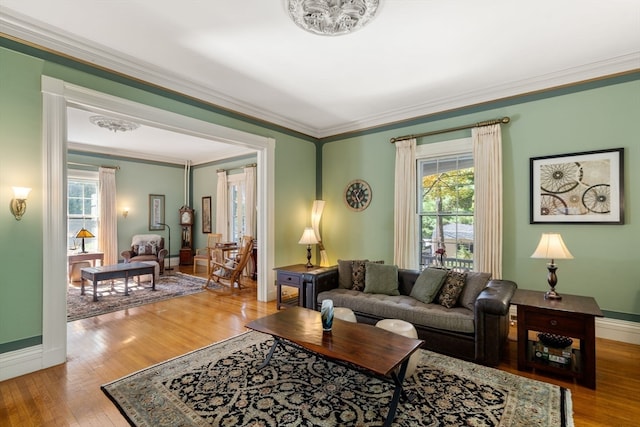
[1,266,639,426]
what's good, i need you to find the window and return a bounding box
[68,171,99,252]
[227,173,246,243]
[417,139,474,270]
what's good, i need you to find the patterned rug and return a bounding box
[102,331,573,427]
[67,272,212,322]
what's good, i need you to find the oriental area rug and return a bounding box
[102,331,573,427]
[67,272,212,322]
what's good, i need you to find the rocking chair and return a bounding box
[206,235,254,290]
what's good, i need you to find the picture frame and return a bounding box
[149,194,165,230]
[530,148,624,224]
[202,196,212,233]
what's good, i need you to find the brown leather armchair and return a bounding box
[121,234,169,275]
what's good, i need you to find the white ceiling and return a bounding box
[1,1,639,162]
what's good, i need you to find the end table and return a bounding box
[511,289,603,389]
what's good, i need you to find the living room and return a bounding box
[1,2,639,425]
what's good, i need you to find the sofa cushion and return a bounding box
[458,271,491,311]
[438,270,467,308]
[318,289,474,334]
[410,267,448,303]
[363,263,399,296]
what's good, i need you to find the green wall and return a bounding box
[67,153,185,260]
[322,78,640,318]
[0,45,316,353]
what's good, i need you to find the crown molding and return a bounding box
[2,8,638,140]
[320,53,640,137]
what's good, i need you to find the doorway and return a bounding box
[40,76,275,369]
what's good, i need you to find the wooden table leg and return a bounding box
[124,273,129,296]
[93,279,98,302]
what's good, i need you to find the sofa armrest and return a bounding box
[474,279,517,365]
[121,250,135,262]
[475,279,517,316]
[157,248,168,262]
[305,266,339,310]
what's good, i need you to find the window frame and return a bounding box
[67,170,99,252]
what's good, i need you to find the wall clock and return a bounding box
[344,179,372,211]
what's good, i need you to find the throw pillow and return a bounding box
[135,244,151,255]
[351,260,368,291]
[437,270,467,308]
[351,259,384,291]
[338,259,367,289]
[458,271,491,311]
[363,263,399,296]
[409,267,449,304]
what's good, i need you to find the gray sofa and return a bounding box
[313,264,517,366]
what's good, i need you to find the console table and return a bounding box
[68,252,104,282]
[511,289,603,389]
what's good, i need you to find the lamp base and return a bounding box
[545,289,562,300]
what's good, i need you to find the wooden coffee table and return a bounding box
[246,307,424,426]
[80,262,156,302]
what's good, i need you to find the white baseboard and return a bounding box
[509,305,640,345]
[0,345,44,382]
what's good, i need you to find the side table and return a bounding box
[274,264,338,310]
[511,289,603,389]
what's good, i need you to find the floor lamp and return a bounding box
[156,222,173,271]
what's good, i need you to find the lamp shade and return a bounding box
[298,227,319,245]
[12,186,31,199]
[75,228,95,239]
[531,233,573,260]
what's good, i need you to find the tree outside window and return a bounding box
[418,153,474,269]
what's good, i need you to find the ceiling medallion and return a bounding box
[287,0,380,36]
[89,115,140,133]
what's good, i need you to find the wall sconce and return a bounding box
[123,207,129,218]
[10,186,31,221]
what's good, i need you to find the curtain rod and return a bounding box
[217,163,257,173]
[67,162,120,170]
[390,117,510,143]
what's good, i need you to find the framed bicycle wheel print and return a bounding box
[530,148,624,224]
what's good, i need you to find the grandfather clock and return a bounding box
[179,206,194,265]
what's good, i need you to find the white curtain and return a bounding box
[393,138,419,269]
[244,165,256,239]
[472,124,503,279]
[216,170,228,241]
[98,167,118,265]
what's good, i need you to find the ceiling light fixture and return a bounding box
[287,0,380,36]
[89,115,140,133]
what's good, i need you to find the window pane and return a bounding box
[418,152,474,270]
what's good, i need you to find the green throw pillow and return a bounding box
[410,267,449,304]
[363,263,399,296]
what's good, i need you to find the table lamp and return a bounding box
[75,228,95,254]
[531,233,574,300]
[298,227,319,268]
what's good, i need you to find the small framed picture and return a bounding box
[149,194,165,230]
[530,148,624,224]
[202,196,212,233]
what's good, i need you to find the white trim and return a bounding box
[0,345,45,382]
[596,317,640,345]
[1,10,637,138]
[416,137,472,159]
[2,75,277,382]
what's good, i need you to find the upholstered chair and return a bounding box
[121,234,169,275]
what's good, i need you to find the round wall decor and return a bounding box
[344,179,372,211]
